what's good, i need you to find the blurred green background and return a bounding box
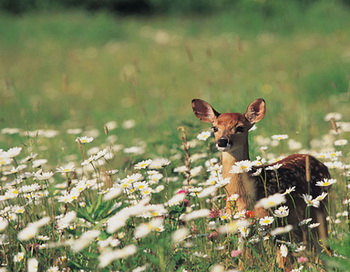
[0,0,349,162]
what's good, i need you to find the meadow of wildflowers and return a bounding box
[1,2,350,271]
[0,110,349,271]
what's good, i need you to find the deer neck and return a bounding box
[221,142,256,212]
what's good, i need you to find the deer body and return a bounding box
[192,98,331,248]
[221,152,257,213]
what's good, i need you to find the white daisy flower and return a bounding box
[295,245,306,252]
[220,213,231,220]
[302,194,320,208]
[1,127,20,134]
[259,216,274,226]
[288,139,302,150]
[270,225,293,236]
[0,217,9,232]
[98,244,137,268]
[37,235,50,241]
[324,112,342,121]
[34,171,54,181]
[103,187,122,201]
[57,211,77,230]
[12,205,25,214]
[271,134,289,140]
[230,160,254,174]
[140,188,154,196]
[324,161,344,170]
[71,230,101,252]
[265,163,282,171]
[334,139,348,146]
[309,223,320,229]
[148,172,163,183]
[183,209,210,221]
[215,177,230,188]
[227,194,239,202]
[124,146,145,155]
[218,219,250,234]
[238,225,251,237]
[134,218,164,239]
[3,165,27,175]
[18,217,50,241]
[172,227,190,243]
[283,186,296,195]
[233,209,247,219]
[315,192,328,201]
[134,159,153,169]
[280,244,288,257]
[13,252,25,262]
[291,266,304,272]
[274,206,289,218]
[122,119,136,129]
[76,136,94,144]
[0,157,12,166]
[197,186,217,198]
[104,121,118,130]
[252,168,262,176]
[166,193,186,206]
[148,158,171,169]
[299,218,312,226]
[255,193,286,209]
[134,181,149,190]
[197,131,211,141]
[173,165,188,173]
[124,173,143,183]
[6,147,22,158]
[56,163,75,174]
[28,258,39,272]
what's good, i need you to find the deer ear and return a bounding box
[245,98,266,124]
[192,99,220,123]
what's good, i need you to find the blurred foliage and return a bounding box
[0,0,348,15]
[324,233,350,271]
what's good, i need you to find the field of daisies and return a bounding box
[1,2,350,271]
[0,110,349,271]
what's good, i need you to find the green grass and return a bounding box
[0,1,350,271]
[0,2,349,140]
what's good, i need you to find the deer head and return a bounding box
[191,98,266,156]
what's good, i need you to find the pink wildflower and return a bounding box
[231,250,242,257]
[209,209,221,218]
[297,256,308,263]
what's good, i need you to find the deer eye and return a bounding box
[235,126,245,133]
[212,126,218,133]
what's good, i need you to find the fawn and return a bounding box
[191,98,331,256]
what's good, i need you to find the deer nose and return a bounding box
[217,137,229,147]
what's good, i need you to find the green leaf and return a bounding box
[81,250,99,259]
[67,260,84,270]
[93,200,115,220]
